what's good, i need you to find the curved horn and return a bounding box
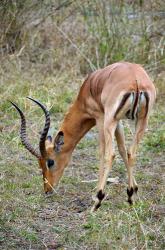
[10,101,41,158]
[26,97,50,158]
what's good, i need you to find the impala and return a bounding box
[11,62,156,211]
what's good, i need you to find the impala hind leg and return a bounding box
[115,122,138,201]
[92,119,117,211]
[126,117,148,204]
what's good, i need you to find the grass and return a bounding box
[0,61,165,250]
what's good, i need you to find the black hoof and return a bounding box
[95,202,101,210]
[92,190,105,212]
[134,186,138,193]
[97,190,105,201]
[127,187,134,197]
[127,187,134,205]
[127,198,133,205]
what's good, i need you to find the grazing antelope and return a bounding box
[11,62,156,211]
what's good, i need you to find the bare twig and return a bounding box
[54,23,96,71]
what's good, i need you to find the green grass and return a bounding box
[144,129,165,153]
[0,60,165,249]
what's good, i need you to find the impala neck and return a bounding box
[58,101,95,155]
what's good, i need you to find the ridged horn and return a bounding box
[10,101,41,159]
[26,97,50,158]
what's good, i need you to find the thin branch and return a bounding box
[53,23,96,71]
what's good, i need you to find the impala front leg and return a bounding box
[96,119,105,190]
[92,119,117,211]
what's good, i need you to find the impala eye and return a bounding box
[47,159,55,168]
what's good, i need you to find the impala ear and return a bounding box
[45,135,53,148]
[54,131,64,153]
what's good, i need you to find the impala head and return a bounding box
[11,97,64,196]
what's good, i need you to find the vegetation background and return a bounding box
[0,0,165,249]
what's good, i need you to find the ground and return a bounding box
[0,68,165,249]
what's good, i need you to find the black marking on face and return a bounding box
[97,190,105,201]
[47,159,54,168]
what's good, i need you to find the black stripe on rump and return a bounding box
[131,91,139,120]
[144,92,149,117]
[114,92,131,118]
